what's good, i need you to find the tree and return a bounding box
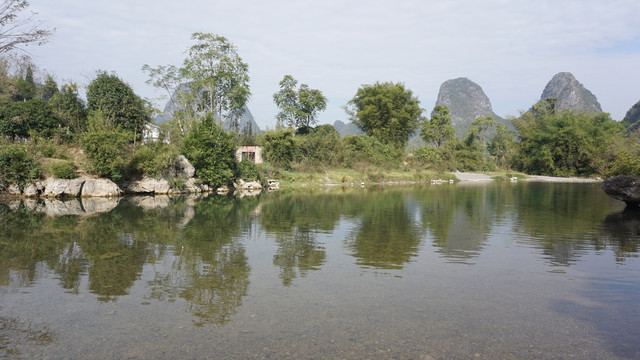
[0,98,61,139]
[182,114,236,188]
[49,82,86,134]
[488,123,515,169]
[143,33,251,132]
[86,71,149,135]
[421,105,455,148]
[273,74,327,129]
[0,0,54,53]
[470,115,496,155]
[39,73,57,100]
[346,81,422,149]
[182,32,250,125]
[512,109,625,176]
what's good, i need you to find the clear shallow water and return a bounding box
[0,182,638,359]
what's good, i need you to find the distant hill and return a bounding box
[538,72,602,113]
[154,84,261,134]
[434,77,509,138]
[623,99,640,133]
[333,120,363,137]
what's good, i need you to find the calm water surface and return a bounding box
[0,182,638,359]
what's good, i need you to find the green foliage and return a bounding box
[182,32,251,123]
[182,115,236,188]
[294,124,342,165]
[261,129,296,169]
[421,105,455,148]
[82,130,130,182]
[342,135,401,168]
[50,160,77,179]
[512,108,625,176]
[273,75,327,129]
[605,147,640,177]
[346,81,423,149]
[235,159,260,181]
[49,82,86,134]
[40,73,58,101]
[413,145,455,172]
[488,123,516,169]
[0,143,41,188]
[0,98,62,139]
[129,142,180,179]
[86,71,149,134]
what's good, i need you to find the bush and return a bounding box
[413,146,455,171]
[294,124,343,165]
[0,144,42,188]
[261,129,296,169]
[342,135,401,168]
[182,115,235,188]
[50,160,77,179]
[235,159,260,181]
[82,130,130,182]
[0,99,62,139]
[129,142,180,178]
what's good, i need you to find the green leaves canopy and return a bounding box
[421,105,455,148]
[86,71,149,134]
[273,75,327,129]
[346,82,422,149]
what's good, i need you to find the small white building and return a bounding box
[236,145,262,164]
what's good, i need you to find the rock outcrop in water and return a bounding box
[602,175,640,208]
[539,72,602,113]
[434,77,508,138]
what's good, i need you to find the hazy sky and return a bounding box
[24,0,640,128]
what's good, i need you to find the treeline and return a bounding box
[2,32,640,192]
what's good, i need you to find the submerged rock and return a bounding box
[602,175,640,208]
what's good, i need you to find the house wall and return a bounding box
[236,146,263,164]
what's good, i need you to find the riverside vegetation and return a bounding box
[2,26,640,194]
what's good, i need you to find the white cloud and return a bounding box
[25,0,640,128]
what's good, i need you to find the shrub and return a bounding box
[82,130,130,182]
[342,135,401,168]
[0,144,42,188]
[182,115,235,188]
[129,142,180,178]
[235,159,260,181]
[294,124,343,165]
[51,160,77,179]
[0,99,62,139]
[261,129,296,169]
[413,146,455,171]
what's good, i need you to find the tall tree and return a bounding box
[182,32,250,125]
[273,74,327,129]
[39,73,58,100]
[143,33,251,132]
[421,105,455,148]
[346,81,422,149]
[0,0,54,53]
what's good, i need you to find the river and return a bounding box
[0,182,638,359]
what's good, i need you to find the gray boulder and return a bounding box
[602,175,640,207]
[43,177,87,198]
[81,179,122,197]
[175,155,196,179]
[23,181,44,197]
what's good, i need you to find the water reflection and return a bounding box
[0,183,637,330]
[601,209,640,263]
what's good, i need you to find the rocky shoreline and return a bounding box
[0,155,266,199]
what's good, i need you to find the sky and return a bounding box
[21,0,640,129]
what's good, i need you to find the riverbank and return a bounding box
[451,172,602,183]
